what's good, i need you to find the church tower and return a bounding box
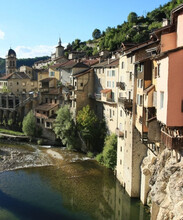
[6,48,17,75]
[56,38,64,58]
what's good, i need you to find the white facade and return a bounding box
[156,57,169,125]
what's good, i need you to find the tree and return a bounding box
[77,105,106,152]
[22,110,37,137]
[96,134,117,170]
[54,105,80,150]
[92,28,101,39]
[127,12,138,23]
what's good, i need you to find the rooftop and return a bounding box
[35,103,59,111]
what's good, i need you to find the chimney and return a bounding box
[108,58,110,65]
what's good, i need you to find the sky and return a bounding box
[0,0,169,59]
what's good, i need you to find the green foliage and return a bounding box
[0,128,24,136]
[87,151,94,158]
[54,105,80,150]
[96,134,117,170]
[127,12,138,23]
[77,105,107,152]
[2,85,10,94]
[92,28,101,39]
[37,139,43,145]
[22,110,37,137]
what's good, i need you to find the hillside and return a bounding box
[66,0,183,55]
[0,56,49,74]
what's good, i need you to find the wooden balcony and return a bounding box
[118,97,133,109]
[116,128,124,138]
[116,82,125,90]
[161,130,183,150]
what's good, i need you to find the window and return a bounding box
[130,56,133,64]
[120,110,122,117]
[31,82,34,86]
[137,79,143,88]
[110,109,112,118]
[120,160,122,165]
[120,146,122,152]
[113,110,115,116]
[112,81,114,88]
[129,72,132,81]
[137,94,143,106]
[45,98,48,103]
[154,67,158,78]
[50,71,55,77]
[80,82,83,87]
[22,82,26,86]
[125,131,127,138]
[112,70,115,76]
[158,64,160,77]
[107,71,109,76]
[50,99,52,103]
[17,82,19,85]
[121,62,124,69]
[160,91,164,109]
[10,82,12,86]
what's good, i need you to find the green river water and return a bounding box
[0,142,150,220]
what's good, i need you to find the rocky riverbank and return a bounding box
[149,149,183,220]
[0,144,53,172]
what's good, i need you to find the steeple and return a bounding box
[58,38,61,47]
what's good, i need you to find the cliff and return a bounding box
[148,149,183,220]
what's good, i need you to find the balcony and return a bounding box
[39,88,49,93]
[118,97,133,109]
[116,128,124,138]
[116,82,125,90]
[95,94,101,101]
[161,130,183,150]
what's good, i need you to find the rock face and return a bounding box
[149,149,183,220]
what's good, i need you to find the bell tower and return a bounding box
[6,48,17,75]
[56,38,64,58]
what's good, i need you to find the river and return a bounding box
[0,141,150,220]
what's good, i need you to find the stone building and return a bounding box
[6,48,17,75]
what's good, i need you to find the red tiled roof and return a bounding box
[0,73,13,80]
[83,59,99,66]
[101,89,112,94]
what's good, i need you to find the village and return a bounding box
[0,3,183,220]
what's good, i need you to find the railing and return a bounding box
[39,88,49,93]
[161,130,183,150]
[95,94,101,101]
[118,97,133,109]
[116,82,125,90]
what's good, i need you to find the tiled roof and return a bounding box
[83,59,99,66]
[39,77,57,83]
[92,60,109,68]
[35,103,59,111]
[9,72,30,80]
[0,73,13,80]
[105,59,119,67]
[73,68,91,78]
[101,89,112,94]
[35,112,48,119]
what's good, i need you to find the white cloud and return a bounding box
[15,43,68,58]
[0,30,5,40]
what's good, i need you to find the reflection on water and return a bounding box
[0,145,150,220]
